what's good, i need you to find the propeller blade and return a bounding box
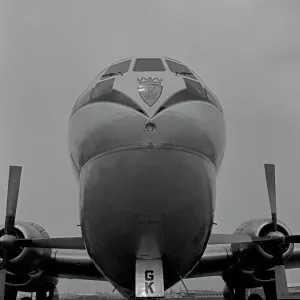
[274,265,289,299]
[264,164,278,231]
[0,269,6,300]
[208,233,272,245]
[0,166,22,300]
[0,250,8,300]
[273,243,290,299]
[5,166,22,234]
[14,237,85,250]
[285,235,300,243]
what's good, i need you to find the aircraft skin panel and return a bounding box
[79,146,216,294]
[68,100,225,175]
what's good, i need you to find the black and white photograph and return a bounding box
[1,1,300,299]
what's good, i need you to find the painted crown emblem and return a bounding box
[137,77,163,106]
[137,77,163,85]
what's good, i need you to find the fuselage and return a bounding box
[68,57,226,298]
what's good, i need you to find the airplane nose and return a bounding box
[80,146,215,291]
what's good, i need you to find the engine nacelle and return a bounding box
[223,219,294,289]
[0,222,58,292]
[233,218,293,269]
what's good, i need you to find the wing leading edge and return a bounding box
[46,249,106,281]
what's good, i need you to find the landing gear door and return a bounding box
[135,259,164,298]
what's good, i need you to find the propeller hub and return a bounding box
[266,231,285,242]
[0,234,16,251]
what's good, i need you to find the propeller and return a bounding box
[0,166,85,300]
[209,164,300,299]
[262,164,300,298]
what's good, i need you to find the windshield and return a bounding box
[133,58,166,71]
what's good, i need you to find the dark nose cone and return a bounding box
[80,146,215,293]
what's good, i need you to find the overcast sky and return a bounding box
[1,0,300,295]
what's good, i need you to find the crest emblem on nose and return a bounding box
[137,77,163,106]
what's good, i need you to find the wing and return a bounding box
[45,245,300,281]
[186,245,234,279]
[187,244,300,279]
[45,246,233,281]
[285,246,300,270]
[45,249,106,281]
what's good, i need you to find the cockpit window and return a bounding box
[81,69,105,94]
[101,60,131,79]
[165,60,197,80]
[133,58,166,71]
[71,77,146,117]
[184,78,206,98]
[71,78,115,116]
[205,87,223,112]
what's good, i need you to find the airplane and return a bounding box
[1,56,300,300]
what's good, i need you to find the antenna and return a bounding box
[178,272,190,297]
